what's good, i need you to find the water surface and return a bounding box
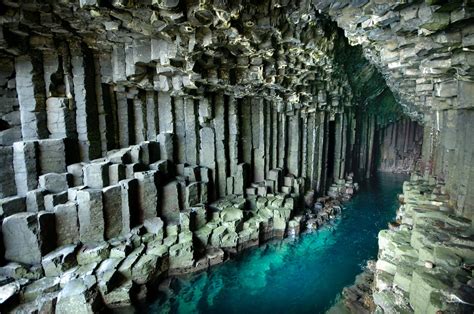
[146,173,407,314]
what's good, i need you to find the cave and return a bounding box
[0,0,473,313]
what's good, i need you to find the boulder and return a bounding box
[131,253,159,284]
[144,217,164,238]
[0,281,20,308]
[76,189,104,243]
[161,181,181,224]
[55,277,102,313]
[102,184,123,239]
[77,243,110,266]
[2,212,55,265]
[22,276,60,302]
[83,161,110,189]
[133,171,159,223]
[42,245,78,277]
[101,280,133,308]
[53,202,80,246]
[0,196,26,218]
[38,173,69,193]
[25,189,46,212]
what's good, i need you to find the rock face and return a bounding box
[318,0,474,220]
[371,176,474,313]
[0,0,472,313]
[2,212,55,265]
[376,118,424,173]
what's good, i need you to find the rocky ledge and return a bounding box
[336,176,474,313]
[0,169,357,313]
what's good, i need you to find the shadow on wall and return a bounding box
[375,118,423,174]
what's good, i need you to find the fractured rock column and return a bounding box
[134,171,159,223]
[252,98,265,182]
[287,111,301,177]
[93,52,108,155]
[0,146,17,198]
[37,139,67,174]
[53,202,80,246]
[71,42,101,160]
[2,212,55,264]
[184,98,198,165]
[314,111,325,195]
[77,189,104,243]
[199,127,216,200]
[13,141,38,196]
[173,96,186,163]
[120,178,139,234]
[161,181,181,225]
[145,91,158,141]
[133,91,146,144]
[45,97,75,139]
[213,93,228,197]
[115,87,130,147]
[241,98,253,171]
[277,111,288,170]
[306,113,317,190]
[158,92,174,134]
[15,54,48,140]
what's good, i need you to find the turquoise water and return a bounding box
[146,174,407,314]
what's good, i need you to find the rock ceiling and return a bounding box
[1,0,472,121]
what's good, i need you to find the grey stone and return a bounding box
[77,242,110,266]
[37,139,67,174]
[144,217,164,238]
[156,132,175,162]
[53,201,80,246]
[108,164,125,185]
[2,212,55,265]
[0,195,26,218]
[131,253,159,284]
[0,281,20,307]
[119,178,138,235]
[83,161,110,189]
[38,173,69,193]
[77,189,105,243]
[55,277,102,313]
[13,141,38,196]
[67,163,85,186]
[161,181,180,224]
[44,191,68,211]
[102,184,123,239]
[0,146,16,198]
[185,182,200,208]
[42,245,78,277]
[133,171,158,223]
[25,189,46,212]
[22,276,60,302]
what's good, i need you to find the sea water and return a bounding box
[145,173,407,314]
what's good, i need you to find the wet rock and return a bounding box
[77,189,104,243]
[0,195,26,218]
[55,277,102,313]
[2,212,55,265]
[0,281,21,309]
[22,276,60,302]
[38,173,69,193]
[42,245,78,277]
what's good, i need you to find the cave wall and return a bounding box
[376,118,423,174]
[0,0,397,273]
[319,0,474,219]
[422,109,474,220]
